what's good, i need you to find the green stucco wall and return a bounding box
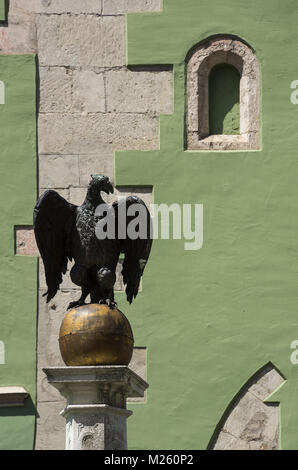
[0,54,37,450]
[114,0,298,450]
[0,1,4,21]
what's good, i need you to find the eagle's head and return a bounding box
[88,174,114,197]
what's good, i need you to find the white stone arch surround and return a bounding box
[186,36,260,151]
[208,363,285,450]
[0,341,4,364]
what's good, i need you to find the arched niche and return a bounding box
[186,36,260,150]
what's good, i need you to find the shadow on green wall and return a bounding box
[0,396,37,418]
[209,63,240,135]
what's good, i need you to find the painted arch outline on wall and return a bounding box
[115,0,298,451]
[208,362,285,450]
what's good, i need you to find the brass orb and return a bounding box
[58,303,134,366]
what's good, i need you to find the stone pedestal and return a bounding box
[43,366,148,450]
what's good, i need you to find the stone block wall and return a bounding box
[35,0,169,450]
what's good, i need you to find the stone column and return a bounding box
[43,365,148,450]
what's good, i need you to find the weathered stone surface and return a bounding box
[78,153,114,186]
[212,365,284,450]
[67,186,140,207]
[38,154,80,188]
[35,401,66,451]
[36,287,81,436]
[39,67,72,113]
[69,186,117,206]
[106,69,173,115]
[0,386,29,407]
[36,287,86,450]
[36,0,102,14]
[38,114,73,153]
[15,227,37,256]
[37,289,81,372]
[248,366,284,401]
[128,348,147,403]
[39,257,77,291]
[114,260,125,291]
[39,187,69,200]
[72,70,105,113]
[116,186,153,215]
[129,348,146,381]
[37,15,125,67]
[213,431,250,450]
[223,392,267,439]
[13,0,37,11]
[69,186,127,206]
[39,113,159,154]
[40,253,128,294]
[103,0,162,14]
[0,1,37,54]
[240,405,279,450]
[68,187,88,206]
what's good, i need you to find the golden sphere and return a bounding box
[58,304,134,366]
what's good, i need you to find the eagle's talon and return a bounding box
[98,299,117,309]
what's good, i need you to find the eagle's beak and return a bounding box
[103,182,114,195]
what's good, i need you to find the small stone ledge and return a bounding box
[35,0,103,15]
[0,386,29,407]
[15,226,38,256]
[61,404,133,419]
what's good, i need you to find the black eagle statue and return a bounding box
[33,175,152,309]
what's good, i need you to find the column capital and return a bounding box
[43,365,148,450]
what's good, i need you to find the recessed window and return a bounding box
[186,36,260,151]
[209,64,240,136]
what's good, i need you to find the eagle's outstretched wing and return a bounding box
[113,196,152,303]
[33,190,77,302]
